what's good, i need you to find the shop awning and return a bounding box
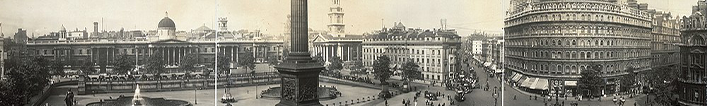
[494,68,503,73]
[512,73,523,82]
[509,73,517,79]
[565,81,577,86]
[520,77,537,88]
[490,65,497,70]
[531,78,549,90]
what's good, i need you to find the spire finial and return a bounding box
[165,11,168,17]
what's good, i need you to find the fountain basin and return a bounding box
[85,96,191,106]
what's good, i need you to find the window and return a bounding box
[572,40,576,45]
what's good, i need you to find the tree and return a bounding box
[217,54,231,74]
[79,61,97,74]
[647,66,678,105]
[327,56,343,71]
[401,61,422,82]
[373,55,393,98]
[267,56,279,74]
[1,57,51,105]
[348,60,366,76]
[114,54,135,75]
[267,56,279,66]
[238,49,256,73]
[373,55,392,84]
[620,67,637,94]
[579,64,603,97]
[312,53,325,66]
[145,54,166,74]
[0,81,23,105]
[179,53,199,73]
[282,49,290,60]
[50,60,66,76]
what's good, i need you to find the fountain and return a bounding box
[133,84,142,105]
[85,84,190,106]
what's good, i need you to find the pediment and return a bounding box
[312,34,329,42]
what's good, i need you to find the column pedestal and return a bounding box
[275,0,323,105]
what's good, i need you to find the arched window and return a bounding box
[690,35,705,46]
[572,66,577,74]
[572,40,577,45]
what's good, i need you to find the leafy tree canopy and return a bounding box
[373,55,392,84]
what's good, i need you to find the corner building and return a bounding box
[678,1,707,105]
[504,0,652,96]
[362,23,461,84]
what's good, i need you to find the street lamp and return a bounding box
[493,92,498,106]
[193,79,197,104]
[555,86,560,106]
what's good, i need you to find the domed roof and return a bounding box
[158,17,175,28]
[60,25,66,31]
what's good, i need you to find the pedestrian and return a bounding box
[544,101,547,106]
[514,95,517,100]
[530,95,532,100]
[535,95,538,100]
[385,99,388,106]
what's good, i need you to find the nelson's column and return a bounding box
[275,0,325,106]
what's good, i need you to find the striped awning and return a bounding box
[512,73,523,82]
[509,73,517,80]
[531,78,549,90]
[520,77,537,88]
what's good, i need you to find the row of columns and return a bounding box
[43,44,278,73]
[150,46,196,66]
[89,47,115,72]
[312,44,361,62]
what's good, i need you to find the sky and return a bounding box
[0,0,699,39]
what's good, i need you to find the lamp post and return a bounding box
[193,79,197,104]
[555,86,560,106]
[493,92,498,106]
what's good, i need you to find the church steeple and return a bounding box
[328,0,345,36]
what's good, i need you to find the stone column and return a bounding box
[162,48,167,64]
[275,0,324,105]
[337,44,342,61]
[345,45,350,61]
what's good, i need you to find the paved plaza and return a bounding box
[42,81,380,106]
[38,63,656,106]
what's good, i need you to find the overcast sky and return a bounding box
[0,0,699,38]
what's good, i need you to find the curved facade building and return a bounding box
[678,1,707,105]
[504,0,652,96]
